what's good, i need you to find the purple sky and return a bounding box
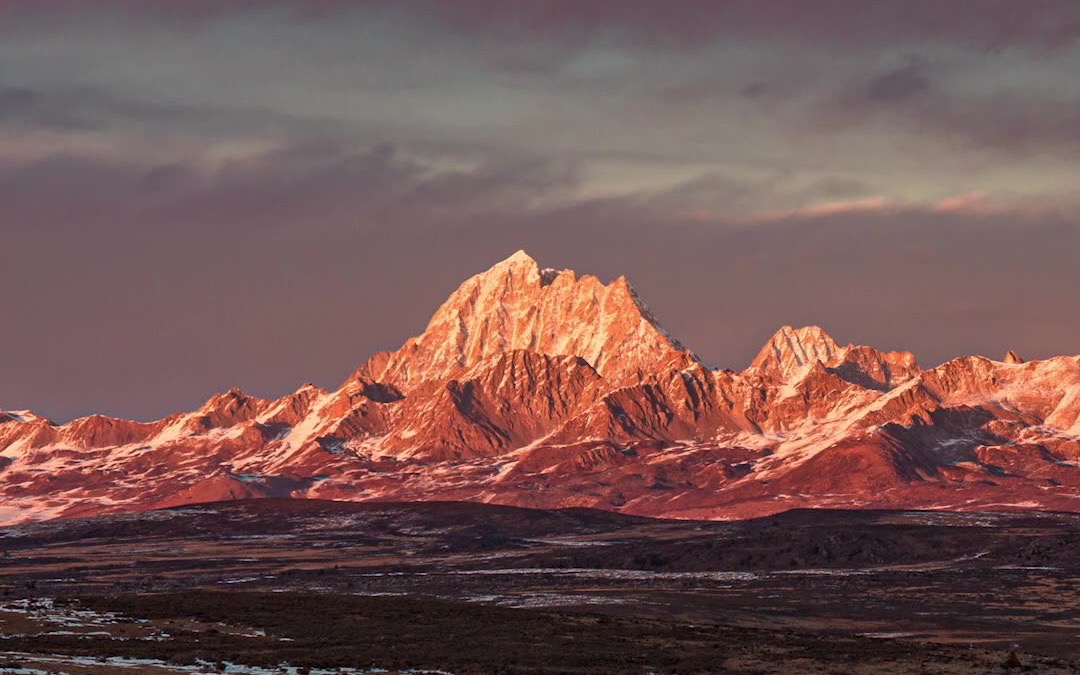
[2,0,1080,421]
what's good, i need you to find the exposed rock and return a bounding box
[2,250,1079,524]
[355,250,697,391]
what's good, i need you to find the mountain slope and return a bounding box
[2,251,1079,524]
[355,250,697,391]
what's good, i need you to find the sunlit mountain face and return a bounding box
[2,0,1080,426]
[2,2,1079,524]
[3,252,1080,525]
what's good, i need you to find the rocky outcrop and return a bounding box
[382,350,603,460]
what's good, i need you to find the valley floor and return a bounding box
[0,499,1078,674]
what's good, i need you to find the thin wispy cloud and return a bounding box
[1,0,1079,420]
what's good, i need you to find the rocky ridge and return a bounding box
[2,251,1079,524]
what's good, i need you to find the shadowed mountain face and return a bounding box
[3,251,1080,524]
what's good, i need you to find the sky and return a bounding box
[2,0,1080,421]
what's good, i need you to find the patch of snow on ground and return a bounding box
[0,653,454,675]
[0,597,127,629]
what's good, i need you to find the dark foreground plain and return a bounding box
[1,499,1078,674]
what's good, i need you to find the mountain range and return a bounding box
[3,250,1079,524]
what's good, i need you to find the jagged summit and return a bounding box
[751,325,842,379]
[358,250,697,391]
[747,325,921,392]
[502,249,535,263]
[200,388,260,410]
[482,250,561,283]
[1004,350,1025,364]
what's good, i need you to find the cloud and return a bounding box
[445,0,1080,52]
[2,0,1080,421]
[0,140,588,240]
[818,60,1080,157]
[0,85,345,143]
[2,0,1078,196]
[5,0,1080,51]
[755,191,1035,222]
[2,140,1080,423]
[860,62,934,104]
[932,192,997,214]
[767,197,897,220]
